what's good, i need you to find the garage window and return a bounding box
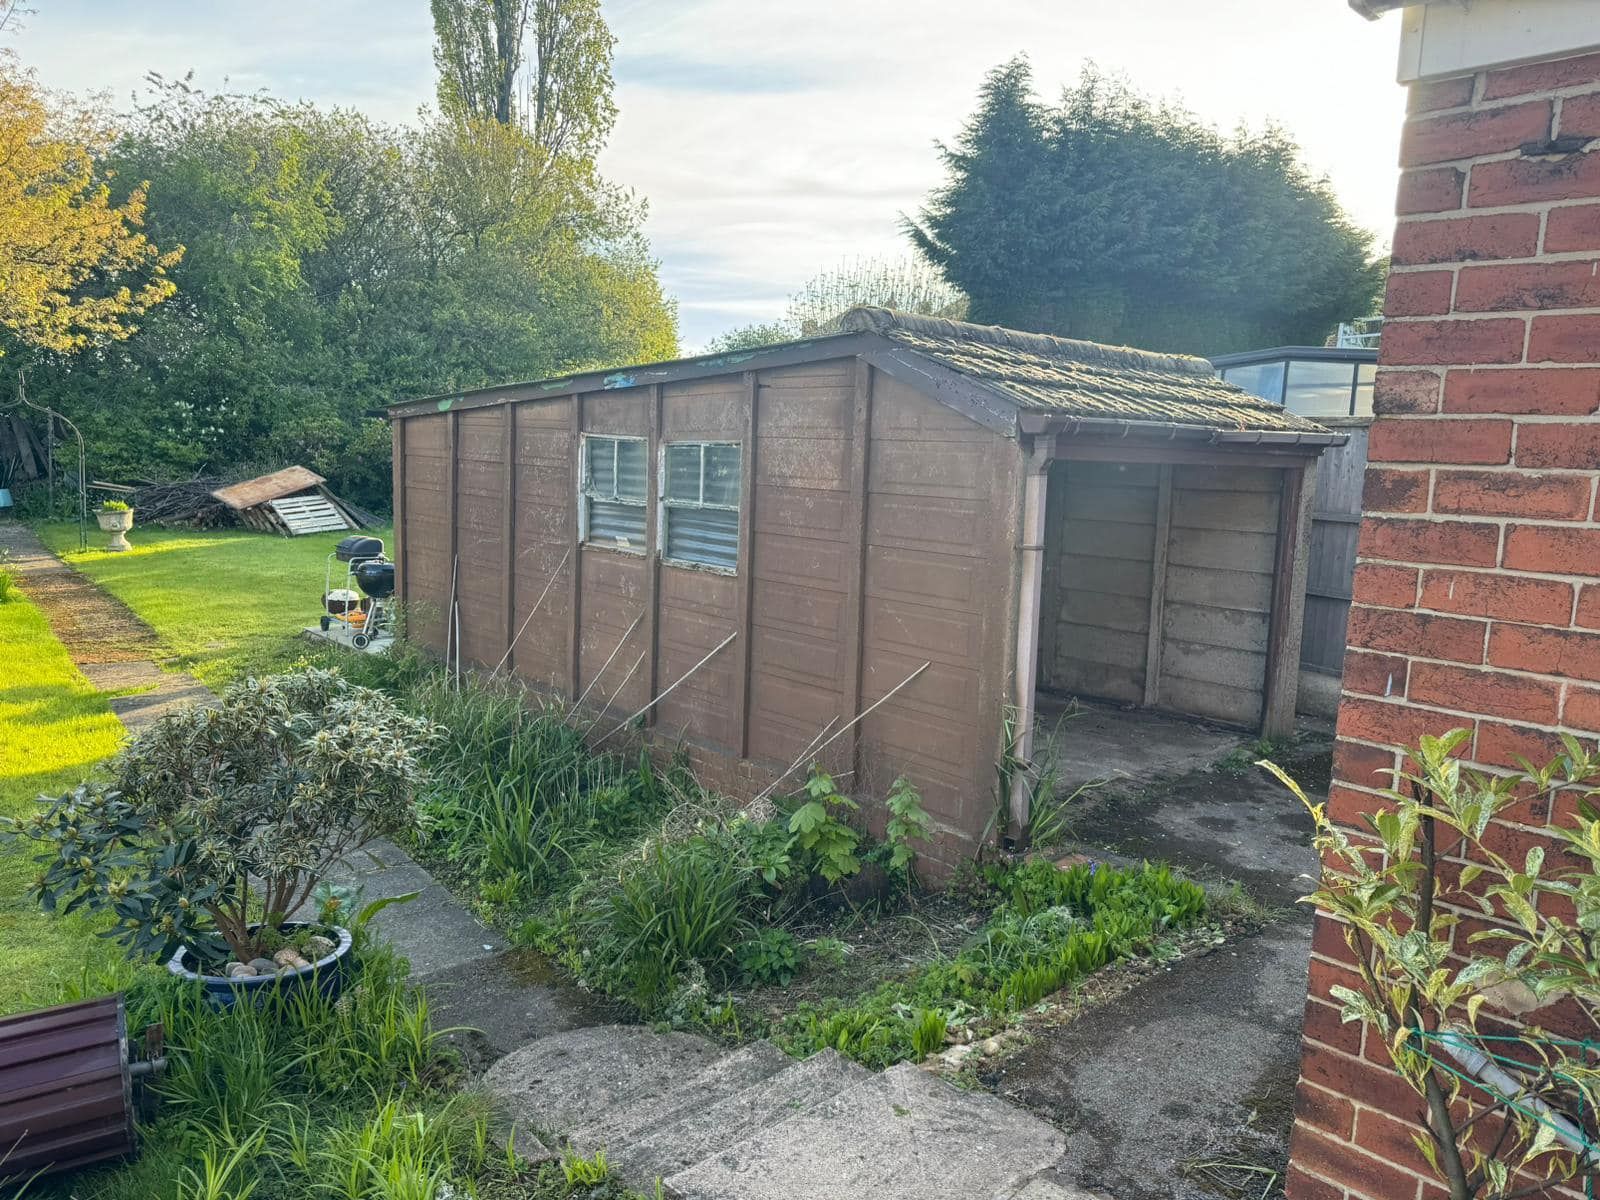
[580,435,647,552]
[661,442,741,571]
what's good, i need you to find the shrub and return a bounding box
[737,927,802,985]
[787,767,861,884]
[97,498,131,512]
[2,668,439,964]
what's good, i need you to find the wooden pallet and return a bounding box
[261,495,353,536]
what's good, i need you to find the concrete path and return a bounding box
[0,519,209,734]
[985,745,1329,1199]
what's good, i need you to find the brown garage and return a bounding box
[387,307,1342,871]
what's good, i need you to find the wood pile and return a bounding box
[0,414,48,485]
[210,466,377,536]
[106,478,232,527]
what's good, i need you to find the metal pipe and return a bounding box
[1009,435,1054,843]
[1432,1027,1589,1156]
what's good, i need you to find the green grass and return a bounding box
[0,592,127,1015]
[36,523,391,687]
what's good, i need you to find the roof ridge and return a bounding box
[837,306,1216,378]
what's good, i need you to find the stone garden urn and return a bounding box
[95,506,134,552]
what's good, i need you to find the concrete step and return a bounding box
[482,1024,727,1139]
[622,1048,870,1188]
[665,1061,1067,1200]
[567,1041,792,1159]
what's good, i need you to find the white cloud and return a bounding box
[15,0,1406,351]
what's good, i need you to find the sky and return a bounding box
[16,1,1408,351]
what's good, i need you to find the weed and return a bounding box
[911,1008,948,1059]
[736,928,802,985]
[787,768,861,884]
[561,1149,612,1187]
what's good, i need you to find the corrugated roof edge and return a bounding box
[839,306,1217,378]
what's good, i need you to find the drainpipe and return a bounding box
[1010,433,1056,845]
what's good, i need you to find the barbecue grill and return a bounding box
[320,535,394,650]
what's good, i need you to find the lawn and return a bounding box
[0,592,128,1015]
[36,522,392,687]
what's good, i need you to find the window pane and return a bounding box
[1353,362,1376,417]
[588,499,645,549]
[703,444,741,506]
[665,444,700,501]
[1284,360,1357,418]
[615,438,647,501]
[666,505,738,569]
[586,437,615,496]
[1221,361,1286,402]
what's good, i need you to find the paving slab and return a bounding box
[666,1060,1067,1200]
[623,1048,871,1188]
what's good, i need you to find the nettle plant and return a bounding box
[3,668,439,966]
[1266,732,1600,1200]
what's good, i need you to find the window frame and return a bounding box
[578,432,649,555]
[657,439,743,575]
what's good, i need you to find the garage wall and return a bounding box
[1158,465,1280,727]
[1040,460,1160,704]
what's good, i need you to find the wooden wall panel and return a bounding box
[1157,465,1281,726]
[743,362,856,768]
[401,413,451,651]
[858,372,1013,840]
[510,398,573,690]
[1043,460,1160,704]
[453,408,507,667]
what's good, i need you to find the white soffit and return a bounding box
[1397,1,1600,81]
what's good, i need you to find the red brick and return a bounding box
[1456,260,1600,312]
[1333,739,1399,791]
[1503,524,1600,576]
[1433,469,1593,519]
[1545,203,1600,253]
[1529,314,1600,363]
[1391,213,1541,266]
[1367,417,1512,464]
[1343,649,1410,698]
[1289,1124,1429,1200]
[1409,662,1561,723]
[1419,569,1574,624]
[1400,100,1552,168]
[1360,516,1500,567]
[1361,468,1430,513]
[1443,366,1600,415]
[1353,562,1420,607]
[1385,269,1455,317]
[1408,75,1475,115]
[1380,319,1527,367]
[1301,1001,1364,1070]
[1469,151,1600,208]
[1563,685,1600,732]
[1349,608,1488,662]
[1491,622,1600,683]
[1284,1163,1343,1200]
[1559,93,1600,141]
[1311,912,1360,966]
[1579,584,1600,628]
[1338,696,1476,748]
[1354,1107,1439,1179]
[1484,51,1600,100]
[1515,421,1600,470]
[1396,166,1465,216]
[1327,782,1391,828]
[1373,370,1442,415]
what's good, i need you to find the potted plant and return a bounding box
[95,498,134,551]
[2,668,439,1005]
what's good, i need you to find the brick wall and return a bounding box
[1288,50,1600,1200]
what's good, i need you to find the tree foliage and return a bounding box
[0,58,179,353]
[908,59,1383,354]
[0,73,675,510]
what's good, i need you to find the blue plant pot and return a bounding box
[166,922,355,1009]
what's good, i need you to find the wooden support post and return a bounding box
[733,372,759,757]
[568,393,584,700]
[1036,460,1067,692]
[1263,459,1316,739]
[444,409,459,658]
[1010,433,1055,842]
[842,360,873,785]
[391,417,407,614]
[643,385,662,727]
[1143,464,1174,708]
[501,403,517,665]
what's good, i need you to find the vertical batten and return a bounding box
[841,360,873,786]
[733,372,759,757]
[644,385,662,726]
[567,393,583,698]
[501,403,516,659]
[392,416,407,613]
[1142,464,1174,708]
[1263,460,1315,739]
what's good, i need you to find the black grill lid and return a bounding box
[335,535,385,562]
